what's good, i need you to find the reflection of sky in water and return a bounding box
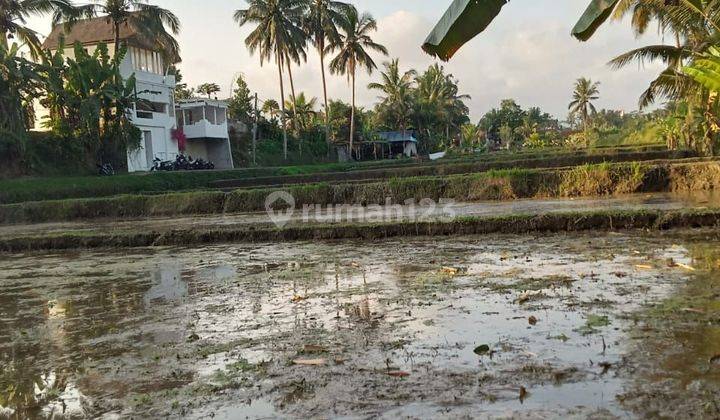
[0,234,715,418]
[143,263,186,306]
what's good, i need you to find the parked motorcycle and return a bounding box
[98,163,115,176]
[151,155,215,172]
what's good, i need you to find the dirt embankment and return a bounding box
[1,161,718,225]
[1,208,719,252]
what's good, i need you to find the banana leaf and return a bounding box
[571,0,621,41]
[423,0,622,61]
[422,0,509,61]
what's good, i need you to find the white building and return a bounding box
[38,16,179,172]
[176,99,234,169]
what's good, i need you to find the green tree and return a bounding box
[284,92,317,132]
[262,99,280,121]
[168,66,193,100]
[0,0,77,58]
[479,99,525,146]
[568,77,600,140]
[304,0,354,150]
[228,75,253,123]
[414,63,470,151]
[498,123,514,150]
[459,123,483,151]
[327,8,387,156]
[75,0,181,65]
[235,0,308,160]
[196,82,221,99]
[368,58,416,134]
[0,40,43,159]
[41,42,142,166]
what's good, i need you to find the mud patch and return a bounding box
[1,231,719,418]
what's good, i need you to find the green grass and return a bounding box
[2,160,717,225]
[0,144,677,205]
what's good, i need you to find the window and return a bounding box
[131,47,164,74]
[137,101,167,114]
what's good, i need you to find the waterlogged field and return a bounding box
[1,231,719,418]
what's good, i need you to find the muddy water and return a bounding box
[1,231,719,418]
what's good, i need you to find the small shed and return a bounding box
[376,131,418,158]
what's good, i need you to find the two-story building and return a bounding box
[40,16,179,172]
[176,99,234,170]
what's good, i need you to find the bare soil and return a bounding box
[1,230,719,418]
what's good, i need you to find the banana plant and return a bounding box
[422,0,623,60]
[684,47,720,92]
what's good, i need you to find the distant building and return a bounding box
[38,15,232,172]
[176,99,234,169]
[376,131,418,158]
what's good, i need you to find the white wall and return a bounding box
[31,42,179,172]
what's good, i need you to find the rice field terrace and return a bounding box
[0,145,681,205]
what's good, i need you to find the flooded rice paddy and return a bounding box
[1,230,719,418]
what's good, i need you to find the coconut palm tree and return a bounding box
[304,0,354,150]
[284,92,317,132]
[75,0,181,65]
[460,123,482,151]
[0,0,78,58]
[197,82,220,99]
[368,59,416,134]
[568,77,600,143]
[327,8,387,156]
[262,99,280,120]
[235,0,307,160]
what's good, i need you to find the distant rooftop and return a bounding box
[376,131,418,143]
[42,14,160,53]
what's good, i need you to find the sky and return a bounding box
[27,0,671,121]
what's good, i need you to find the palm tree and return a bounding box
[568,77,600,137]
[235,0,307,160]
[414,64,470,145]
[327,8,387,157]
[197,82,221,99]
[0,0,78,57]
[368,59,416,134]
[75,0,181,65]
[284,92,317,132]
[460,123,482,151]
[262,99,280,120]
[304,0,354,151]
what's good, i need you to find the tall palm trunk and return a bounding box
[114,22,121,59]
[349,63,356,159]
[285,55,300,157]
[319,41,331,156]
[277,53,288,160]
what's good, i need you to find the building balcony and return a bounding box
[177,99,230,139]
[183,119,229,139]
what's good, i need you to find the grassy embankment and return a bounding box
[0,145,685,204]
[1,208,719,252]
[1,160,718,225]
[0,144,671,203]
